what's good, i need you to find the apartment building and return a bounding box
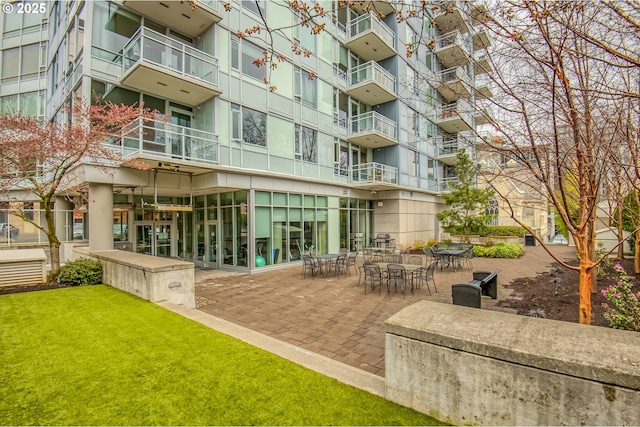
[0,0,491,272]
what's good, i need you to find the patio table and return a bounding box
[313,254,341,276]
[376,262,422,294]
[434,249,465,271]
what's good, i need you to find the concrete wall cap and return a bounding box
[0,248,47,262]
[91,250,194,273]
[385,300,640,389]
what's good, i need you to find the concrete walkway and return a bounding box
[192,244,576,378]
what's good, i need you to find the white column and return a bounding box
[88,183,113,251]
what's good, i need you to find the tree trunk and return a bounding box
[635,229,640,277]
[578,259,593,324]
[44,202,61,278]
[617,205,624,260]
[49,240,61,278]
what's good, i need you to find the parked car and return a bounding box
[551,234,568,245]
[0,223,19,239]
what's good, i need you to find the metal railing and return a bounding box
[439,176,460,192]
[435,30,469,55]
[436,134,473,156]
[436,99,473,121]
[350,111,397,140]
[349,61,396,93]
[348,11,395,49]
[115,117,219,164]
[439,66,471,86]
[122,27,219,87]
[351,162,398,184]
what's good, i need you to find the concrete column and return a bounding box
[54,197,73,241]
[88,183,113,251]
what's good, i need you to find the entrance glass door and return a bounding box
[135,222,171,257]
[206,223,217,268]
[136,224,153,255]
[155,223,171,258]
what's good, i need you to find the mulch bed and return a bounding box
[497,258,638,327]
[0,282,67,295]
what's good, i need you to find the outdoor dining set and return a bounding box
[300,242,475,299]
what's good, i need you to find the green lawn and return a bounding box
[0,285,441,426]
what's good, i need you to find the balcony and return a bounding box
[121,27,221,106]
[474,51,492,75]
[347,12,396,62]
[434,30,470,68]
[349,1,395,16]
[432,0,470,34]
[346,61,397,105]
[475,74,493,99]
[434,66,471,101]
[122,0,222,38]
[351,162,398,185]
[436,134,473,165]
[472,26,491,51]
[348,111,397,148]
[439,176,460,192]
[117,117,218,165]
[435,100,473,133]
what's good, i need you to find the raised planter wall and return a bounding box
[74,248,195,308]
[385,301,640,426]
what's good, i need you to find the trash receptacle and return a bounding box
[524,234,536,246]
[452,283,482,308]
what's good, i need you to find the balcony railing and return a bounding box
[350,61,396,92]
[116,117,218,164]
[440,66,471,86]
[348,11,395,50]
[437,134,473,155]
[122,27,219,88]
[435,30,469,53]
[439,176,460,192]
[350,111,397,140]
[351,162,398,184]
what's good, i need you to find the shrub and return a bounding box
[58,258,103,287]
[481,226,527,237]
[426,238,437,248]
[473,242,524,258]
[601,264,640,331]
[411,239,427,251]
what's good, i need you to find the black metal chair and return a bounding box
[346,251,358,276]
[387,263,411,298]
[334,254,349,278]
[415,261,438,295]
[302,255,321,279]
[363,262,386,295]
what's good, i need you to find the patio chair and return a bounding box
[461,247,474,272]
[407,255,423,266]
[414,261,438,295]
[387,263,411,298]
[334,254,349,278]
[302,255,321,279]
[355,256,365,286]
[346,251,358,276]
[363,262,386,295]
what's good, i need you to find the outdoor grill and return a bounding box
[373,233,395,248]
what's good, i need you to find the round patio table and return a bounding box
[434,249,465,271]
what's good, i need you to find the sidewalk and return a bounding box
[193,244,575,377]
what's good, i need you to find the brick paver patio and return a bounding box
[196,245,576,377]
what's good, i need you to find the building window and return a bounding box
[295,124,317,163]
[294,67,317,108]
[241,40,266,81]
[242,0,266,17]
[242,107,266,146]
[231,103,241,140]
[231,37,239,70]
[486,199,499,225]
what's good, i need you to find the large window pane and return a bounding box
[302,127,318,163]
[241,40,266,81]
[243,107,266,146]
[2,48,19,83]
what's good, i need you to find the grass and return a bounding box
[0,285,442,426]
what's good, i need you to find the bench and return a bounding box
[451,269,501,309]
[469,269,501,299]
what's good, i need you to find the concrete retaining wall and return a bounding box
[74,248,195,308]
[385,301,640,426]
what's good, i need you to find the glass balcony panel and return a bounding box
[347,12,396,61]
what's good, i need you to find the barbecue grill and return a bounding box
[373,233,395,248]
